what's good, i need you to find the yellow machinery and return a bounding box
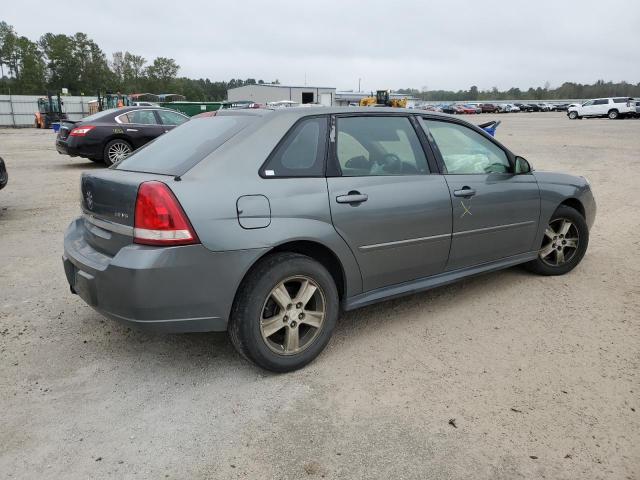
[34,93,67,128]
[359,90,407,108]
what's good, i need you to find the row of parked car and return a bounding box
[423,102,572,114]
[423,98,640,120]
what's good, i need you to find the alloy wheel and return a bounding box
[539,218,580,266]
[107,142,132,164]
[260,276,326,355]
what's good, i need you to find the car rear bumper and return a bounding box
[56,137,103,159]
[63,217,268,332]
[0,157,7,190]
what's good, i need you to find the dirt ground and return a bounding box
[0,112,638,480]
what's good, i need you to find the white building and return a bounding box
[227,84,335,106]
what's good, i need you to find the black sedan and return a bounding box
[0,157,7,191]
[56,107,189,165]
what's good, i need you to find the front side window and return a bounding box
[582,100,594,107]
[422,119,511,174]
[593,99,608,105]
[262,117,327,177]
[158,110,188,126]
[335,116,428,176]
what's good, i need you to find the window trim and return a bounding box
[328,113,434,178]
[258,115,330,179]
[418,116,515,175]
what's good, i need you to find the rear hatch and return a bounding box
[78,114,261,256]
[80,169,170,256]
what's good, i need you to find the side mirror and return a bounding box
[515,156,532,174]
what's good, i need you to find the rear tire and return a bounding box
[524,205,589,276]
[608,109,619,120]
[228,252,339,372]
[103,139,133,166]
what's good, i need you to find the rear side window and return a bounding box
[613,98,629,103]
[262,117,328,177]
[593,99,608,105]
[114,116,255,176]
[117,110,158,125]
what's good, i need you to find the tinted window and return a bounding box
[336,116,427,176]
[593,99,608,105]
[613,98,628,103]
[158,109,188,126]
[118,110,158,125]
[423,120,511,174]
[114,116,255,176]
[262,117,327,177]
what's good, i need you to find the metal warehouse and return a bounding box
[227,84,335,105]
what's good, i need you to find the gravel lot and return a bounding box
[0,112,638,479]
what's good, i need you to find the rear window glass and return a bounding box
[114,116,254,176]
[79,108,119,123]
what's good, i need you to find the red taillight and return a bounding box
[69,125,96,137]
[133,181,199,246]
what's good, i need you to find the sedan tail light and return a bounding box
[133,181,199,246]
[69,125,96,137]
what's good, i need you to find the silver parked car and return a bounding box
[63,107,596,372]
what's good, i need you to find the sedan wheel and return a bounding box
[524,205,589,276]
[229,252,339,372]
[539,218,579,266]
[260,276,326,355]
[104,140,132,166]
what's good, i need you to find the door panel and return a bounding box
[420,117,541,270]
[444,173,540,270]
[328,175,452,291]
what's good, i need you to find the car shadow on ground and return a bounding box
[79,266,533,373]
[56,161,104,170]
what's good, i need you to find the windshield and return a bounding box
[114,116,256,176]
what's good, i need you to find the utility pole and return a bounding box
[358,78,361,92]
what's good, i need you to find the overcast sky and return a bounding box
[4,0,640,91]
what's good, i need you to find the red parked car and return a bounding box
[457,105,478,114]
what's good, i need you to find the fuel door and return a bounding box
[236,195,271,229]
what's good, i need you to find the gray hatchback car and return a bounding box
[63,107,596,371]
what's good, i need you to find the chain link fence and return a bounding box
[0,95,97,127]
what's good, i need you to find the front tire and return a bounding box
[103,139,133,166]
[524,205,589,276]
[568,111,579,119]
[229,253,339,372]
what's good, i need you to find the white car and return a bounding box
[567,97,636,120]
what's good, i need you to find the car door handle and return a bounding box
[336,191,368,204]
[453,187,476,198]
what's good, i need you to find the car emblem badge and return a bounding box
[85,190,94,210]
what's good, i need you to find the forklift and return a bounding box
[88,91,133,114]
[34,92,67,129]
[359,90,408,108]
